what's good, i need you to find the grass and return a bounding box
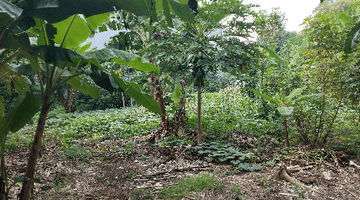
[158,173,225,200]
[231,184,244,199]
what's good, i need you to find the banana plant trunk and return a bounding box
[283,115,289,147]
[197,80,202,146]
[0,155,7,200]
[19,94,52,200]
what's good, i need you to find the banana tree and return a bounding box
[0,93,41,199]
[251,87,309,147]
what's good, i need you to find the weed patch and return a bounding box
[158,173,225,200]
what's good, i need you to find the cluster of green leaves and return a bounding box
[57,108,159,144]
[191,141,261,171]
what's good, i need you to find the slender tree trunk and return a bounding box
[283,115,289,147]
[122,92,125,108]
[19,95,52,200]
[66,84,72,113]
[0,154,7,200]
[128,69,133,107]
[197,80,202,146]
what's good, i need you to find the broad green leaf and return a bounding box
[32,18,55,46]
[162,0,173,28]
[290,36,308,65]
[239,163,250,170]
[250,89,280,105]
[53,15,91,49]
[168,0,195,22]
[285,88,304,105]
[172,84,181,105]
[85,12,110,31]
[17,0,152,23]
[283,97,292,106]
[0,12,14,30]
[277,107,294,116]
[261,44,286,67]
[2,33,31,51]
[9,92,42,133]
[86,48,138,63]
[344,18,360,54]
[32,46,102,69]
[88,65,121,93]
[113,57,160,75]
[0,0,23,19]
[111,73,163,115]
[65,76,100,99]
[294,95,312,103]
[32,46,72,64]
[75,43,92,54]
[251,164,261,171]
[86,49,160,75]
[155,0,195,23]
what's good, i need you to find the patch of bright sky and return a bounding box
[242,0,320,32]
[85,0,321,49]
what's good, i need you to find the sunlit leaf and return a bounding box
[111,73,163,115]
[65,75,101,99]
[172,84,181,106]
[250,89,280,105]
[277,107,294,116]
[53,15,91,49]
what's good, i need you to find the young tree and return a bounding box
[144,0,260,145]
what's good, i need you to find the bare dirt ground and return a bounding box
[4,132,360,200]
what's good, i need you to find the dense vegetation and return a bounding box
[1,0,360,199]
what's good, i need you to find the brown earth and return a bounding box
[4,132,360,200]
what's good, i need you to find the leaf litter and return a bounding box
[3,131,360,200]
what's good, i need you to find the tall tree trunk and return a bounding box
[197,80,202,146]
[283,115,289,147]
[66,84,72,113]
[19,95,52,200]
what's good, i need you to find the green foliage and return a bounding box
[186,87,280,135]
[192,141,261,171]
[158,173,225,200]
[61,145,90,160]
[76,92,127,111]
[138,155,149,161]
[231,184,244,199]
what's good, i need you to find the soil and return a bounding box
[4,131,360,200]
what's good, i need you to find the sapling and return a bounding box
[250,87,310,146]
